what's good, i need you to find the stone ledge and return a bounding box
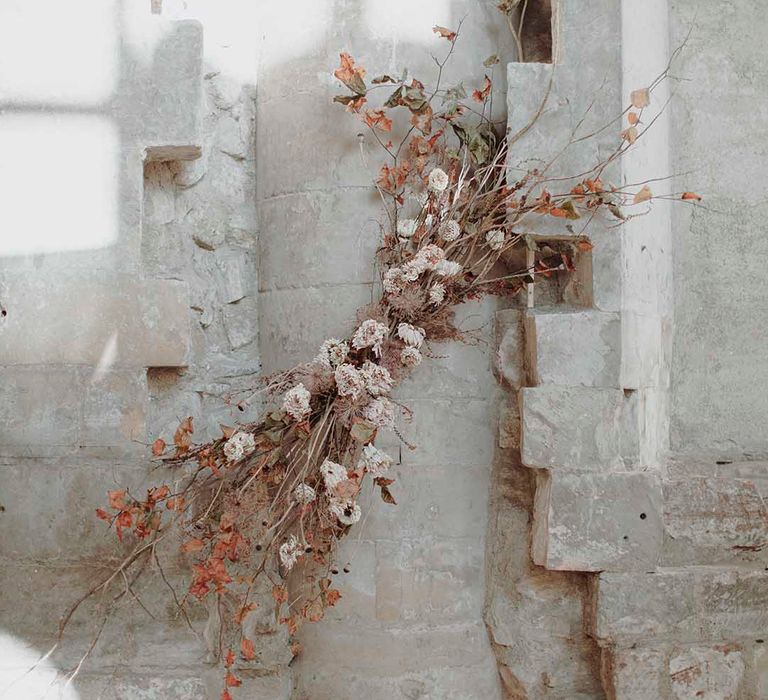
[532,470,662,572]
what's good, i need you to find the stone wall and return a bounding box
[2,2,768,699]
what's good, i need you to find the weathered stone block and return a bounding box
[0,273,190,367]
[621,311,663,390]
[604,645,668,700]
[592,570,698,644]
[374,537,486,624]
[532,470,662,572]
[662,476,768,568]
[695,570,768,640]
[520,386,635,471]
[525,309,621,388]
[669,645,745,700]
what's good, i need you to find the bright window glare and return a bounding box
[364,0,450,42]
[0,632,79,700]
[0,114,118,256]
[0,0,117,105]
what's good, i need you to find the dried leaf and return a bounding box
[219,424,236,439]
[363,109,393,132]
[225,672,242,688]
[380,484,397,505]
[333,94,366,112]
[240,637,256,661]
[334,52,367,95]
[630,87,650,109]
[633,185,653,204]
[628,112,639,125]
[326,589,342,606]
[108,489,126,510]
[372,75,396,84]
[483,53,500,67]
[432,25,457,41]
[472,76,492,103]
[221,691,233,700]
[681,191,702,201]
[95,508,110,521]
[151,438,166,456]
[621,126,638,145]
[350,418,377,444]
[576,239,594,252]
[272,585,289,605]
[181,538,205,553]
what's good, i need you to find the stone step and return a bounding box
[589,567,768,648]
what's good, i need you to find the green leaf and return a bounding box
[560,200,581,220]
[483,54,500,67]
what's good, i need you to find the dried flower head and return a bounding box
[362,397,396,428]
[279,534,301,571]
[383,267,408,295]
[397,218,417,239]
[360,360,394,396]
[329,498,362,526]
[334,363,365,400]
[320,458,348,490]
[428,167,449,193]
[223,431,256,463]
[400,346,423,367]
[439,219,461,242]
[415,244,445,268]
[314,338,349,368]
[352,319,388,357]
[359,444,393,478]
[434,259,463,277]
[486,228,505,250]
[294,482,317,505]
[282,383,312,421]
[397,322,426,348]
[429,283,446,305]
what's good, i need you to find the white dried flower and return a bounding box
[223,431,256,463]
[383,267,408,294]
[434,259,463,277]
[334,363,365,400]
[362,397,396,429]
[294,483,316,505]
[320,458,348,490]
[402,257,429,279]
[439,219,461,242]
[279,534,301,571]
[486,229,505,250]
[397,322,425,348]
[397,218,417,239]
[415,244,445,268]
[428,167,449,193]
[352,319,388,357]
[329,498,362,526]
[400,346,423,367]
[282,383,311,421]
[359,444,393,478]
[360,360,394,397]
[314,338,349,368]
[429,283,446,305]
[424,214,434,228]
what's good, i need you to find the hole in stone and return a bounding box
[639,512,647,520]
[623,388,636,398]
[506,0,553,63]
[716,460,732,465]
[0,308,6,317]
[623,535,628,541]
[756,639,764,644]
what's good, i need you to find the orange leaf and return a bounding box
[334,52,367,95]
[225,672,242,688]
[472,76,492,103]
[108,489,126,510]
[627,112,639,125]
[630,87,650,109]
[272,585,289,604]
[681,191,702,201]
[241,637,256,661]
[633,185,653,204]
[181,538,206,553]
[432,25,456,41]
[95,508,110,521]
[225,648,235,668]
[326,589,342,606]
[621,126,638,145]
[576,239,594,252]
[219,424,236,439]
[363,109,392,133]
[221,691,233,700]
[151,438,166,456]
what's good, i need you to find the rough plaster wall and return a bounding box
[670,0,768,461]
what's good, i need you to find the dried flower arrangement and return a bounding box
[50,17,699,700]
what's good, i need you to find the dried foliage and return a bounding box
[49,20,699,700]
